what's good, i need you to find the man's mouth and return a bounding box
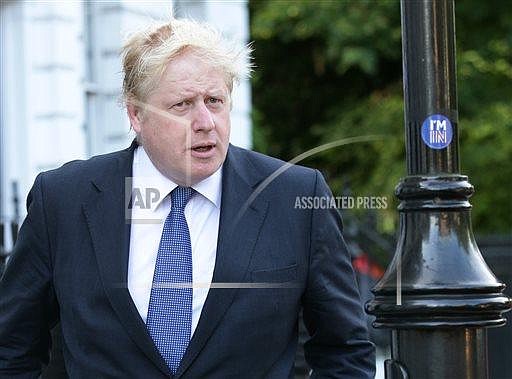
[193,146,213,152]
[191,142,216,155]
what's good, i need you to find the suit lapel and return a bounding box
[82,141,171,377]
[176,145,269,378]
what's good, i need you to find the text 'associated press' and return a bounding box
[294,196,388,210]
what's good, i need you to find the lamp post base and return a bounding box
[385,328,488,379]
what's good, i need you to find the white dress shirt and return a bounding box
[127,146,221,336]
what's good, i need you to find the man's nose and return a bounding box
[191,102,215,132]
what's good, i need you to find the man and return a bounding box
[0,18,375,378]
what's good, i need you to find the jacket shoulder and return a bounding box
[229,145,319,192]
[231,145,316,176]
[36,146,132,196]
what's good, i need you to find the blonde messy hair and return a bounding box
[121,18,252,104]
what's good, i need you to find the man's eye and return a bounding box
[172,100,189,109]
[207,97,222,105]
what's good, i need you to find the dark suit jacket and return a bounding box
[0,142,375,378]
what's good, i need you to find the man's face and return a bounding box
[128,51,231,186]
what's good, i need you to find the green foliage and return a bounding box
[250,0,512,239]
[461,104,512,233]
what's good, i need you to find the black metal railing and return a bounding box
[0,219,19,275]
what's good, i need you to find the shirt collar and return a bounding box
[133,146,222,211]
[191,165,222,209]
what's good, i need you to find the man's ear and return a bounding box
[127,102,143,133]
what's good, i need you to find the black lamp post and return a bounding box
[366,1,512,378]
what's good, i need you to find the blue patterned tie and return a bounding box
[146,186,194,375]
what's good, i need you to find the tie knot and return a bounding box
[171,186,194,210]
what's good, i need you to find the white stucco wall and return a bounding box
[1,1,86,229]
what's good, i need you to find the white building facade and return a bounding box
[0,0,252,249]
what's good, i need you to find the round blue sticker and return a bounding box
[421,114,453,149]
